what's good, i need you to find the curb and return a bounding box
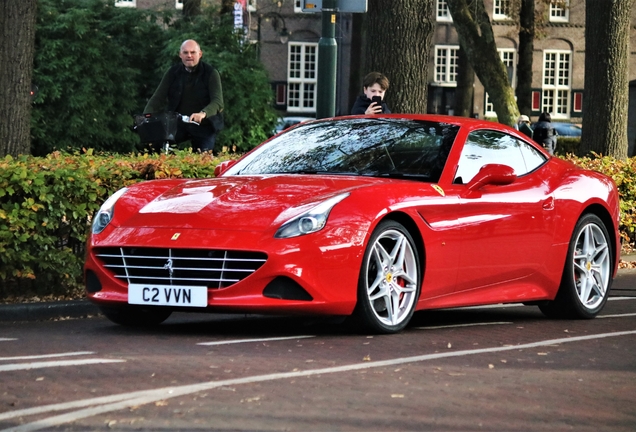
[0,300,100,323]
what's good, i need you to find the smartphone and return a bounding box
[371,96,382,106]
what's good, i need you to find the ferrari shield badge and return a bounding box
[432,185,445,197]
[171,233,181,241]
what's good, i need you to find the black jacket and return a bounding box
[351,95,391,115]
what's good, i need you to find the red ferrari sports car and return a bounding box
[85,115,620,333]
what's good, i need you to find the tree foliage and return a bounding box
[28,0,276,156]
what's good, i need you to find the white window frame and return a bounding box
[294,0,303,13]
[493,0,511,20]
[175,0,183,10]
[436,0,452,22]
[485,49,517,117]
[542,50,571,119]
[549,0,569,23]
[115,0,136,8]
[287,42,318,113]
[434,45,459,86]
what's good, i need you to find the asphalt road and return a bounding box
[0,273,635,431]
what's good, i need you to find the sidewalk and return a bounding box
[2,258,636,323]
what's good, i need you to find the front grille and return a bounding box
[94,247,267,289]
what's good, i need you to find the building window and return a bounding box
[434,45,459,86]
[175,0,183,10]
[436,0,452,22]
[542,50,571,118]
[493,0,511,20]
[485,49,516,116]
[550,0,569,22]
[295,0,303,13]
[287,43,318,113]
[115,0,136,7]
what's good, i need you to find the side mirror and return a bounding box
[214,160,238,177]
[465,164,516,194]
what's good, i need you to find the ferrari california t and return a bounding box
[85,115,620,333]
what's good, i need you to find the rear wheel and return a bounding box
[539,214,613,319]
[353,220,421,334]
[99,305,172,327]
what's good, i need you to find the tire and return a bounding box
[539,214,613,319]
[353,220,421,334]
[99,305,172,327]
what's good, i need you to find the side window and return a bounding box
[454,130,546,184]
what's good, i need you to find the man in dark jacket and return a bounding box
[144,39,224,153]
[351,72,391,115]
[532,112,557,155]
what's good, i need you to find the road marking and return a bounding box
[0,338,17,342]
[414,321,513,330]
[0,352,95,362]
[197,335,315,346]
[0,358,125,373]
[1,330,635,432]
[608,297,636,301]
[598,312,636,319]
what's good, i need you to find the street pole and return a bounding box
[316,0,337,119]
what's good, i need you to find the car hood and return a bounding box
[117,175,383,231]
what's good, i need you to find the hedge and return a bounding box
[0,150,234,300]
[1,151,635,300]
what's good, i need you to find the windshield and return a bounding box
[225,118,460,183]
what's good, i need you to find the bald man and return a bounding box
[144,39,224,153]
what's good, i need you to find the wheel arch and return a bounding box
[380,211,426,283]
[581,203,619,269]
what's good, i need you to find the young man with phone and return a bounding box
[350,72,391,115]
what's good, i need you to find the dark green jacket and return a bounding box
[144,61,223,121]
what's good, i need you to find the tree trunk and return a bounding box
[580,0,633,158]
[454,46,474,117]
[0,0,37,157]
[364,0,435,114]
[515,0,534,117]
[348,13,366,113]
[446,0,518,126]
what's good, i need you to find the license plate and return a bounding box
[128,284,207,307]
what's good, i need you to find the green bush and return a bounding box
[0,150,235,300]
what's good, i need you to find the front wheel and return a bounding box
[353,220,421,334]
[539,214,613,319]
[99,305,172,327]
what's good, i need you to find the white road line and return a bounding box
[0,338,17,342]
[414,321,513,330]
[1,330,635,432]
[598,312,636,319]
[608,297,636,301]
[197,335,315,346]
[0,358,125,373]
[0,352,95,362]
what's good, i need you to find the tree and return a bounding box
[0,0,37,157]
[580,0,634,158]
[446,0,518,126]
[515,0,534,117]
[183,0,202,18]
[363,0,435,114]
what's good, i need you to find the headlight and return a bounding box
[275,193,349,239]
[91,187,128,234]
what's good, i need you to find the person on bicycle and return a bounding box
[144,39,224,153]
